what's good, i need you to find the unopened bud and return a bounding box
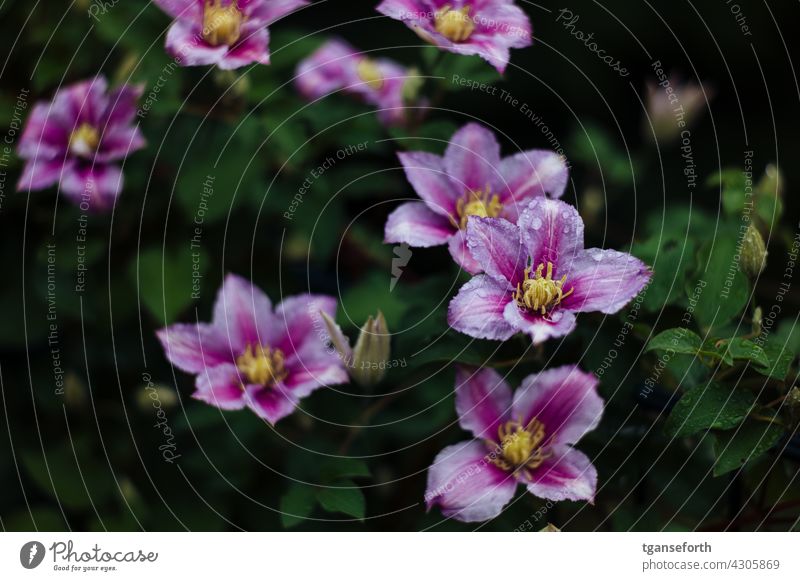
[751,307,763,336]
[137,383,178,411]
[351,311,391,387]
[787,387,800,409]
[539,523,561,532]
[741,224,767,277]
[757,163,784,198]
[402,68,424,103]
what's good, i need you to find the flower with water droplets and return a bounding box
[157,274,348,424]
[321,310,391,387]
[16,76,145,211]
[384,122,569,273]
[448,197,651,344]
[425,365,603,522]
[295,38,421,126]
[376,0,532,73]
[153,0,308,69]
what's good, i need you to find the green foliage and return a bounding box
[713,421,784,476]
[665,383,755,438]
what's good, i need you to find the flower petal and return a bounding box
[60,162,123,211]
[283,358,349,399]
[455,366,512,440]
[104,83,145,127]
[166,20,229,67]
[157,323,234,374]
[526,446,597,503]
[16,157,64,191]
[503,301,577,344]
[241,0,309,25]
[384,201,455,247]
[425,440,517,523]
[513,364,603,446]
[443,123,502,194]
[193,363,247,410]
[217,27,271,69]
[466,217,526,286]
[152,0,202,20]
[245,384,299,425]
[448,275,516,341]
[295,38,358,99]
[273,294,339,363]
[212,274,276,352]
[95,126,146,163]
[499,150,569,220]
[518,197,584,274]
[561,249,651,314]
[17,103,69,160]
[447,229,483,274]
[397,151,460,218]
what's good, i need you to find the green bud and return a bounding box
[741,224,767,277]
[351,312,391,387]
[402,68,424,103]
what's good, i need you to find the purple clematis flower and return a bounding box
[425,364,603,522]
[384,122,569,273]
[156,274,348,425]
[295,38,421,126]
[154,0,309,69]
[376,0,532,73]
[448,197,652,343]
[16,76,145,211]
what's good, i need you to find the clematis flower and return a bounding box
[156,274,348,424]
[376,0,532,73]
[384,122,568,273]
[16,77,145,211]
[425,365,603,522]
[295,38,422,126]
[448,197,651,343]
[153,0,309,69]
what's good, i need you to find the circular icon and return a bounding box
[19,541,46,569]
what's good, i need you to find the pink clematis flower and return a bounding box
[448,197,651,343]
[384,122,568,273]
[156,274,348,425]
[426,365,603,523]
[376,0,532,73]
[153,0,309,69]
[16,76,145,211]
[295,38,421,126]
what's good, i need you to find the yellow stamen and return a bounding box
[69,123,100,156]
[513,261,574,316]
[356,58,385,90]
[202,0,243,46]
[236,344,288,387]
[489,418,551,478]
[455,186,503,229]
[434,5,475,43]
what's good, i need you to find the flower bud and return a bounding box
[539,523,561,532]
[645,76,710,142]
[741,223,767,277]
[351,311,391,387]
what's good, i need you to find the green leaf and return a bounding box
[316,481,366,520]
[320,458,371,482]
[713,420,784,476]
[280,484,317,529]
[646,328,702,354]
[755,338,796,380]
[665,383,756,438]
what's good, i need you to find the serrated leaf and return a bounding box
[316,481,365,520]
[280,484,317,529]
[646,328,702,354]
[713,420,784,476]
[665,383,756,438]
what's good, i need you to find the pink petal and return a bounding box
[283,359,349,399]
[448,275,516,341]
[193,363,248,410]
[52,77,109,127]
[397,151,461,218]
[17,103,69,160]
[16,157,64,191]
[561,249,651,314]
[526,446,597,503]
[376,0,427,22]
[465,217,526,286]
[245,384,299,425]
[104,83,145,127]
[443,123,502,194]
[60,162,123,211]
[217,27,271,69]
[241,0,309,25]
[295,39,358,99]
[455,366,512,440]
[499,150,569,220]
[166,20,229,67]
[157,323,235,374]
[273,295,343,369]
[502,301,577,344]
[512,364,603,446]
[447,229,483,274]
[152,0,202,20]
[517,197,584,274]
[425,440,517,523]
[212,274,277,352]
[384,201,455,247]
[95,126,146,163]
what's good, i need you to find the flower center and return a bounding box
[434,5,475,43]
[356,58,385,90]
[203,0,243,47]
[514,262,574,316]
[489,418,551,479]
[69,123,100,157]
[236,344,288,387]
[455,186,503,229]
